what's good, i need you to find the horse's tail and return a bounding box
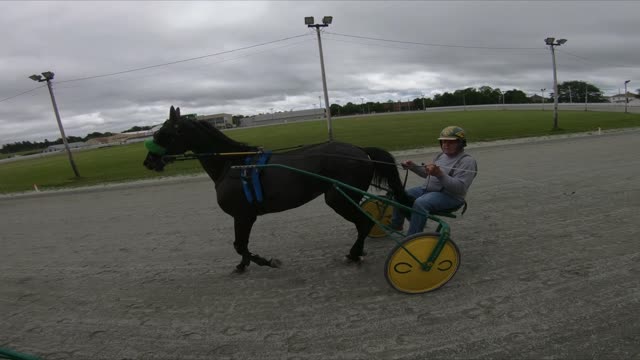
[363,147,412,207]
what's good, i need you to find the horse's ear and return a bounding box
[169,106,177,122]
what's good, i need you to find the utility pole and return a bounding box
[305,16,334,141]
[421,93,426,110]
[29,71,80,177]
[541,88,546,111]
[585,85,588,111]
[624,80,631,113]
[545,37,567,130]
[568,85,572,103]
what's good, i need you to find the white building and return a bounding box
[43,142,89,153]
[608,92,640,104]
[241,108,325,127]
[198,113,233,129]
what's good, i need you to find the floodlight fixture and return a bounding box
[557,39,567,45]
[42,71,55,80]
[544,37,555,45]
[29,74,43,82]
[322,16,333,25]
[625,80,631,84]
[305,17,314,25]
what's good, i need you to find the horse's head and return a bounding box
[143,106,191,172]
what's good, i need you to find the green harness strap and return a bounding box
[144,139,167,155]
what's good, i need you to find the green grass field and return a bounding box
[1,110,638,194]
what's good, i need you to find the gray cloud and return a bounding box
[1,1,638,144]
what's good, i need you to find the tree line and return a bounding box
[329,81,611,117]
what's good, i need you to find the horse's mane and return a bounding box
[182,117,258,152]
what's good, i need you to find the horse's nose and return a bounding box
[143,152,165,171]
[143,153,154,170]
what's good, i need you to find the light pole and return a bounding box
[585,85,588,112]
[568,85,573,103]
[306,16,334,141]
[541,88,546,111]
[421,93,426,111]
[29,71,80,177]
[624,80,631,113]
[361,97,364,114]
[545,37,567,130]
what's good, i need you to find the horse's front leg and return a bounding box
[233,216,282,273]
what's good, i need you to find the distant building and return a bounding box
[608,92,639,104]
[198,113,233,129]
[85,131,154,146]
[241,108,325,127]
[43,142,88,153]
[529,94,545,103]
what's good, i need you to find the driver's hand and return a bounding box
[425,163,443,177]
[401,160,416,169]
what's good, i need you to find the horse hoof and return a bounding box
[232,265,248,274]
[269,258,282,268]
[344,254,365,264]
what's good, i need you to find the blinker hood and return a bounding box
[145,139,167,155]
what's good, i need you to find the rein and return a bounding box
[161,144,312,162]
[163,151,262,162]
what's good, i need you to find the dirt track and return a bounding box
[1,130,639,359]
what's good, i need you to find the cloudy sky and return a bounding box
[1,1,638,145]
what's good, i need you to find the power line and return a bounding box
[0,33,312,104]
[52,38,314,93]
[325,31,542,50]
[557,49,636,69]
[323,35,548,62]
[0,85,46,104]
[57,33,312,84]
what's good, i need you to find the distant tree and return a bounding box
[504,89,529,104]
[232,114,245,126]
[84,132,113,141]
[67,136,84,143]
[341,102,361,116]
[558,81,607,103]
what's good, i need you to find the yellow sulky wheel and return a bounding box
[361,199,394,238]
[384,232,460,294]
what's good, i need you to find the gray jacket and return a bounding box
[412,151,477,201]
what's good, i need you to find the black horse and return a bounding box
[144,106,410,273]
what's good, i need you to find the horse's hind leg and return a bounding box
[233,216,281,273]
[324,187,374,262]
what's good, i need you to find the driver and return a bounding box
[390,126,478,235]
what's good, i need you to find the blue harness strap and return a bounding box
[241,151,272,204]
[252,151,271,202]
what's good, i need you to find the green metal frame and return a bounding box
[234,163,453,272]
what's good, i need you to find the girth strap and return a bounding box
[241,151,272,203]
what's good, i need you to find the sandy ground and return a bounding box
[1,129,639,359]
